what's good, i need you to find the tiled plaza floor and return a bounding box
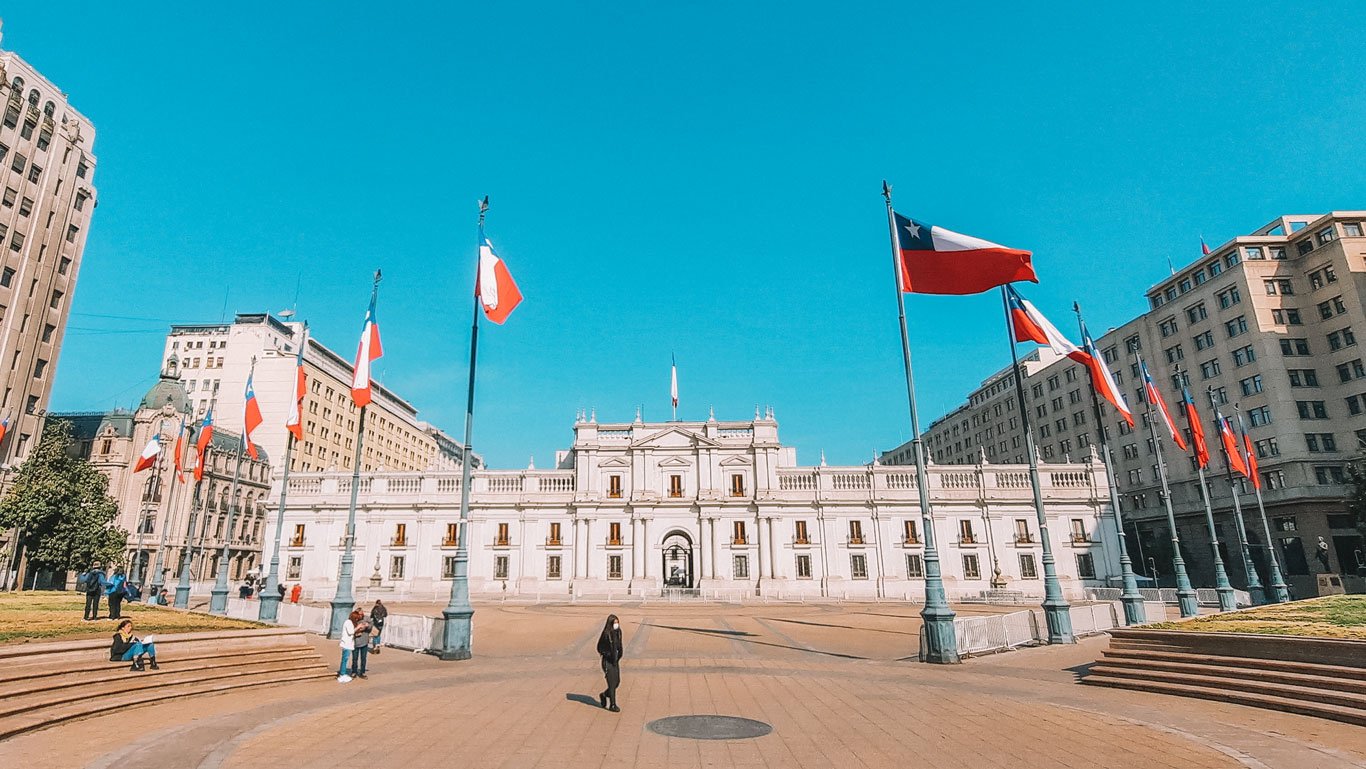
[7,602,1365,768]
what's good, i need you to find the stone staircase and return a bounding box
[1083,628,1366,726]
[0,627,333,740]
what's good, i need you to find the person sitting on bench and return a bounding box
[110,619,159,671]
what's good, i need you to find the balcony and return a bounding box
[288,538,305,548]
[605,536,625,548]
[1071,533,1091,544]
[901,535,921,546]
[441,538,460,548]
[846,537,866,547]
[389,537,408,548]
[1014,534,1035,545]
[545,537,563,548]
[607,490,623,499]
[958,536,980,545]
[731,537,749,546]
[492,537,511,548]
[793,536,812,546]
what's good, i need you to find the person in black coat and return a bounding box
[596,614,624,712]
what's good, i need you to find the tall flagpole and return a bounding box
[330,276,380,637]
[1137,350,1200,618]
[999,287,1073,643]
[1209,391,1265,606]
[173,472,205,609]
[439,195,488,661]
[210,357,256,615]
[261,324,307,623]
[1175,365,1236,612]
[130,418,169,587]
[148,418,187,601]
[882,181,957,664]
[1074,303,1144,625]
[1237,406,1290,602]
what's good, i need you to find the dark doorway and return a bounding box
[661,531,694,589]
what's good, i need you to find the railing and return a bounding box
[1049,471,1090,488]
[287,478,322,495]
[441,539,459,547]
[959,535,979,545]
[995,471,1029,489]
[486,476,524,493]
[545,537,563,547]
[1070,533,1090,544]
[731,537,748,545]
[338,478,372,494]
[388,478,421,494]
[794,537,811,545]
[605,537,624,547]
[537,475,575,493]
[1014,534,1034,544]
[846,537,866,546]
[778,472,817,491]
[492,537,511,548]
[288,538,305,548]
[1088,587,1254,608]
[717,428,753,438]
[436,477,461,494]
[885,472,917,490]
[902,536,921,545]
[831,473,870,491]
[390,537,408,547]
[941,472,978,489]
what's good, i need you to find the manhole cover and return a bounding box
[647,715,772,740]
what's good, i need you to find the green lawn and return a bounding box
[1148,595,1366,640]
[0,591,265,644]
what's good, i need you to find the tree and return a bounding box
[0,421,126,577]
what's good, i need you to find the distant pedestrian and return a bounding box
[289,584,302,604]
[153,587,170,606]
[106,567,128,620]
[238,581,253,600]
[81,563,108,621]
[337,608,362,683]
[369,599,388,653]
[596,614,624,712]
[277,581,286,600]
[110,618,158,671]
[350,609,373,679]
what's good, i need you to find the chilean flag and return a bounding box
[1200,237,1211,256]
[1243,431,1261,490]
[894,212,1036,295]
[0,415,9,447]
[286,345,306,441]
[172,417,187,484]
[134,435,161,473]
[1005,286,1086,362]
[1140,361,1187,451]
[351,291,383,408]
[1079,319,1134,427]
[193,408,214,482]
[478,234,523,324]
[1180,386,1209,468]
[243,373,263,460]
[1219,416,1249,477]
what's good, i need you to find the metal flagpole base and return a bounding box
[1215,585,1236,612]
[1041,598,1075,644]
[1248,584,1266,607]
[918,603,960,664]
[329,599,355,638]
[439,608,475,660]
[174,582,191,609]
[258,593,281,623]
[1269,577,1290,603]
[1175,586,1199,617]
[1119,594,1146,625]
[209,586,228,615]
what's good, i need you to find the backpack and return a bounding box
[75,572,90,592]
[123,582,141,601]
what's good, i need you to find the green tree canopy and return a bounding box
[0,421,126,573]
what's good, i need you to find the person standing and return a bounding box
[337,608,362,683]
[350,609,373,679]
[596,614,624,712]
[106,567,128,620]
[82,563,108,621]
[289,584,302,604]
[369,599,388,653]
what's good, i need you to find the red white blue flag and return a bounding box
[0,415,10,448]
[1078,319,1134,427]
[1005,286,1086,362]
[1200,237,1211,255]
[172,416,187,483]
[286,345,306,441]
[894,212,1036,295]
[478,234,523,325]
[243,373,263,460]
[1140,361,1188,451]
[134,435,162,473]
[193,408,214,482]
[351,291,384,408]
[1218,415,1249,477]
[1180,385,1208,468]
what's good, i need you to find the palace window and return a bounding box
[444,523,460,547]
[903,519,919,544]
[290,524,305,547]
[848,520,864,545]
[607,474,622,498]
[608,555,623,580]
[732,521,747,545]
[495,522,510,547]
[286,556,302,581]
[851,555,868,579]
[668,474,683,498]
[730,473,746,497]
[494,556,509,580]
[796,554,812,579]
[1076,553,1097,579]
[962,554,981,579]
[794,520,810,545]
[547,555,562,580]
[392,523,407,547]
[733,555,750,580]
[958,520,976,544]
[1014,519,1032,543]
[608,522,623,546]
[1070,519,1088,543]
[442,556,457,579]
[906,554,924,578]
[547,522,561,546]
[389,555,405,580]
[1019,554,1038,579]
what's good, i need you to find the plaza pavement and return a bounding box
[5,601,1364,769]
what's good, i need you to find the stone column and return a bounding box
[583,518,592,581]
[570,518,579,581]
[641,517,650,580]
[767,517,777,578]
[710,517,719,580]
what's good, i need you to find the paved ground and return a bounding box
[6,602,1365,768]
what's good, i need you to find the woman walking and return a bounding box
[596,614,624,712]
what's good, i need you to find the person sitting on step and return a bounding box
[110,618,158,672]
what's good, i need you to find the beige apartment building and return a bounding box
[0,26,97,465]
[163,312,471,474]
[893,212,1366,598]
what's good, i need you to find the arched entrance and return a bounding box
[660,530,695,590]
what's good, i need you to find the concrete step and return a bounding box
[0,658,329,721]
[0,628,305,670]
[0,645,296,685]
[1082,673,1366,727]
[1101,648,1366,684]
[0,666,336,740]
[1088,664,1366,712]
[0,650,323,699]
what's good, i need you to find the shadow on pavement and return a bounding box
[565,693,602,708]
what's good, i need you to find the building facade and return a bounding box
[0,25,98,465]
[56,362,271,585]
[269,412,1117,600]
[897,212,1366,596]
[163,312,471,473]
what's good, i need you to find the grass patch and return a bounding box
[0,591,265,645]
[1148,595,1366,640]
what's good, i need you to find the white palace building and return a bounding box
[268,411,1122,600]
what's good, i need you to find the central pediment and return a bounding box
[630,426,721,450]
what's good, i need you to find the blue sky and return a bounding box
[11,3,1366,468]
